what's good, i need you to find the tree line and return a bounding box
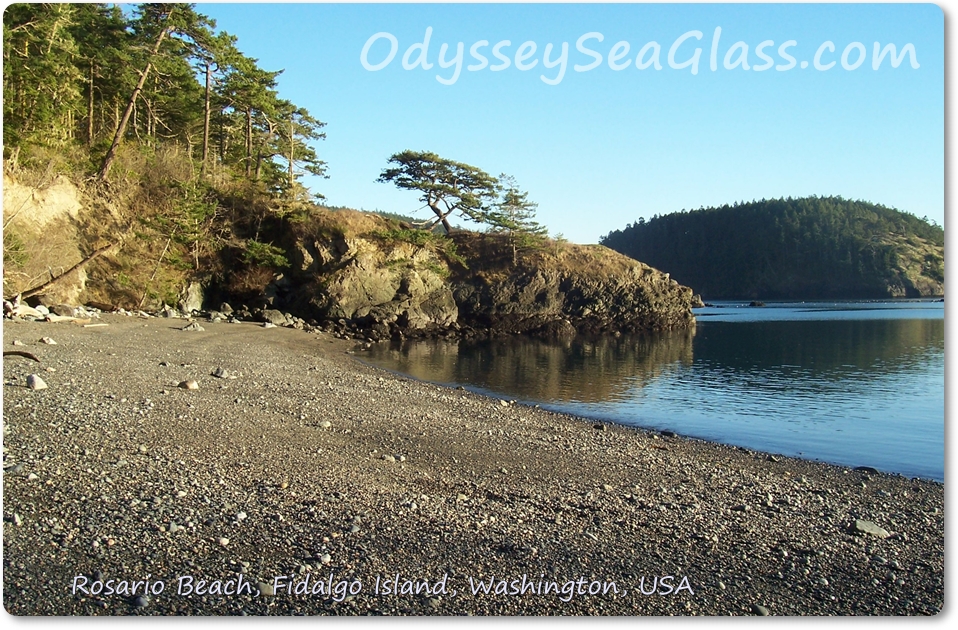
[600,196,944,299]
[3,2,326,197]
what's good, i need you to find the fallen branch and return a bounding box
[12,243,115,301]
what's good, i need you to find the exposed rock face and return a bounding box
[279,216,695,338]
[452,265,695,335]
[289,233,458,335]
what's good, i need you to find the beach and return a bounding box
[1,314,944,615]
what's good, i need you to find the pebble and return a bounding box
[752,604,770,616]
[852,519,891,538]
[257,582,274,596]
[26,374,47,390]
[320,553,331,564]
[320,421,332,428]
[178,380,199,390]
[131,595,149,608]
[39,337,57,345]
[382,454,395,462]
[12,340,24,346]
[211,367,230,378]
[218,537,230,546]
[180,322,205,332]
[237,512,248,521]
[262,323,276,328]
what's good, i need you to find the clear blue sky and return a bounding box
[198,2,943,244]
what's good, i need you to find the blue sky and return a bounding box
[198,2,944,244]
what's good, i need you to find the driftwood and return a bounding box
[3,351,40,362]
[14,243,115,301]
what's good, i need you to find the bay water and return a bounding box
[363,300,945,481]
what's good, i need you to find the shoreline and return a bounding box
[2,314,944,615]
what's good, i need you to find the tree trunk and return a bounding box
[97,12,173,181]
[244,108,252,178]
[87,62,94,146]
[201,61,211,176]
[288,117,294,190]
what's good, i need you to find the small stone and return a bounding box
[257,582,274,596]
[382,454,395,462]
[852,519,890,538]
[39,337,57,345]
[349,524,361,533]
[13,513,23,526]
[499,399,509,407]
[731,504,749,512]
[602,484,614,492]
[12,340,24,346]
[178,380,199,390]
[593,424,606,431]
[661,430,677,438]
[27,473,38,481]
[26,374,47,390]
[398,455,406,462]
[320,553,331,564]
[132,595,149,608]
[262,322,276,328]
[211,367,229,378]
[218,537,230,546]
[456,494,468,502]
[180,322,205,332]
[236,511,248,521]
[320,421,332,429]
[168,523,180,534]
[751,604,770,616]
[176,491,187,498]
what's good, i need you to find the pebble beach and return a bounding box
[1,313,944,615]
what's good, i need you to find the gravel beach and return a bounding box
[1,314,944,615]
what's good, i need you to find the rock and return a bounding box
[13,513,23,526]
[39,337,57,345]
[178,281,204,314]
[262,322,276,329]
[219,302,234,315]
[257,582,274,596]
[236,511,248,521]
[382,454,395,462]
[34,304,50,315]
[218,537,230,546]
[661,430,677,438]
[180,322,205,332]
[749,301,766,307]
[211,367,230,378]
[349,524,361,533]
[320,421,332,428]
[499,399,509,407]
[731,504,749,512]
[26,374,47,390]
[12,340,25,346]
[131,595,149,608]
[851,519,891,538]
[602,484,614,492]
[320,553,331,565]
[159,305,179,318]
[178,380,199,390]
[593,424,607,431]
[51,304,77,317]
[751,604,770,616]
[855,466,881,475]
[261,309,289,326]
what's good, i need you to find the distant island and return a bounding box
[600,197,944,300]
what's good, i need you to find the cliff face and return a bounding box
[279,212,696,339]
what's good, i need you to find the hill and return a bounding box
[600,197,944,300]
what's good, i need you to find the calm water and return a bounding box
[363,301,945,481]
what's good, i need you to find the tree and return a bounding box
[377,151,498,234]
[485,174,547,265]
[97,3,214,181]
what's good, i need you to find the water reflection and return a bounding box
[369,329,694,403]
[363,313,944,480]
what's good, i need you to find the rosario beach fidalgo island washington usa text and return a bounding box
[1,2,944,616]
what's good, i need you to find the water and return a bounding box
[363,300,945,481]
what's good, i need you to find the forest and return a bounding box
[600,197,945,300]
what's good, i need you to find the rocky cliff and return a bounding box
[276,210,696,339]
